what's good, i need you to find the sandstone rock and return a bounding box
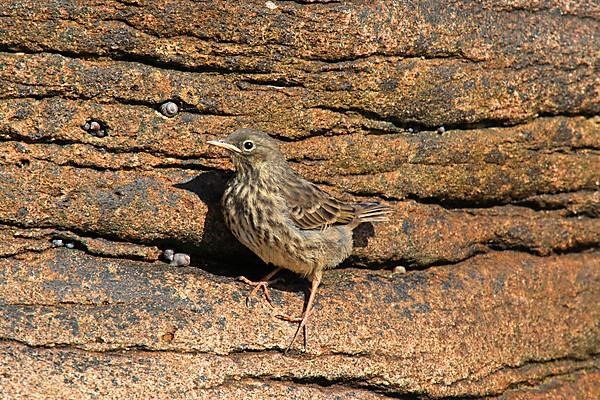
[0,0,598,398]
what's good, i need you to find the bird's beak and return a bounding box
[207,140,242,154]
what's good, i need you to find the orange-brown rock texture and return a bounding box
[0,1,598,399]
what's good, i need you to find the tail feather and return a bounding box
[351,202,392,227]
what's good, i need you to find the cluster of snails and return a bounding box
[163,249,191,267]
[52,238,75,249]
[76,100,193,268]
[82,100,179,139]
[82,120,108,137]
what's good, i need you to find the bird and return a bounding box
[207,128,390,351]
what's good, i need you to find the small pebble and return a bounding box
[265,1,277,10]
[170,253,191,267]
[65,242,75,249]
[159,101,179,117]
[393,266,406,274]
[436,126,446,134]
[407,128,414,133]
[51,239,64,247]
[163,249,175,262]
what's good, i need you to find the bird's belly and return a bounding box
[222,187,352,276]
[225,210,316,275]
[252,227,352,277]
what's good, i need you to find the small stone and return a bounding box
[265,1,277,10]
[170,253,191,267]
[407,128,414,133]
[393,266,406,274]
[163,249,175,262]
[436,126,446,134]
[95,130,106,138]
[65,242,75,249]
[51,239,64,247]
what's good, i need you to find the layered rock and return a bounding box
[0,0,598,398]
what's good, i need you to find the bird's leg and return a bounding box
[237,267,283,308]
[279,270,322,352]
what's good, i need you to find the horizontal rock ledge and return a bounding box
[0,155,597,266]
[0,249,597,397]
[0,51,597,133]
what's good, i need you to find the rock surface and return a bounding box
[0,0,598,398]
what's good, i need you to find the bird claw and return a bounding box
[237,276,275,308]
[275,313,302,323]
[276,311,311,353]
[276,314,309,353]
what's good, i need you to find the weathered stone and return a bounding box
[0,250,598,398]
[0,0,598,398]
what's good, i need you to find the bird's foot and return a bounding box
[277,272,322,353]
[274,313,302,323]
[237,275,279,308]
[276,312,310,353]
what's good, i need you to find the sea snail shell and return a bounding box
[160,101,179,117]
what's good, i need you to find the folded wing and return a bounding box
[281,173,390,230]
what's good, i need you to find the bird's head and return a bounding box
[207,128,286,170]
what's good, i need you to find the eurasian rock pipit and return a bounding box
[208,129,390,351]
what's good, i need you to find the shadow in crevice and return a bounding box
[352,222,375,249]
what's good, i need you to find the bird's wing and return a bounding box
[281,174,357,230]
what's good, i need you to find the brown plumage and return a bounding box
[208,128,390,351]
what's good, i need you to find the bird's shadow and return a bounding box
[352,222,375,249]
[173,171,377,290]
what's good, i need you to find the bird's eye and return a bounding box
[242,140,255,151]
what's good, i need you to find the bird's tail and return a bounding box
[351,202,392,228]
